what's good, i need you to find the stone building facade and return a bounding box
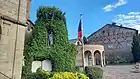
[76,45,105,68]
[88,23,138,64]
[0,0,33,79]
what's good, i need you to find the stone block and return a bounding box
[13,49,24,79]
[0,74,9,79]
[32,61,41,73]
[16,25,25,50]
[0,35,9,45]
[0,0,27,23]
[42,60,52,72]
[0,0,29,79]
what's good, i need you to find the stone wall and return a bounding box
[88,24,138,64]
[0,0,27,79]
[0,0,27,23]
[76,45,105,67]
[0,19,26,79]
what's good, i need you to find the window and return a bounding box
[47,28,54,46]
[103,30,105,33]
[108,31,110,36]
[113,30,115,35]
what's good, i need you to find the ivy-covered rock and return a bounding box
[22,6,77,79]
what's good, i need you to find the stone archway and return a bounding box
[94,50,101,65]
[84,50,92,66]
[76,45,105,67]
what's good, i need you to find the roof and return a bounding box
[69,38,77,43]
[87,23,138,39]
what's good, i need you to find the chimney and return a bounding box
[26,0,31,20]
[112,22,116,26]
[120,24,123,27]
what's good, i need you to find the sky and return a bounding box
[30,0,140,40]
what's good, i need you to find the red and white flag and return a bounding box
[78,18,82,41]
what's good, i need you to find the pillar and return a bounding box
[101,52,104,67]
[92,51,95,66]
[103,52,106,66]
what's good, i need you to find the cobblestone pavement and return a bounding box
[103,65,140,79]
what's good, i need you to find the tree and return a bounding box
[83,36,88,44]
[132,34,140,62]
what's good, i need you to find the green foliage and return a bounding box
[22,6,77,78]
[132,34,140,62]
[73,66,80,72]
[78,73,89,79]
[26,69,53,79]
[29,70,89,79]
[49,72,89,79]
[85,66,103,79]
[83,36,87,44]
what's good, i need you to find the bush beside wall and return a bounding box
[28,69,89,79]
[85,66,103,79]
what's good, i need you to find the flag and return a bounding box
[78,19,82,41]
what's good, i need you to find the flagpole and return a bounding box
[80,14,85,69]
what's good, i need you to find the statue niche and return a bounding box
[47,28,54,46]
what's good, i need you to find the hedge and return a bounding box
[28,69,89,79]
[85,66,103,79]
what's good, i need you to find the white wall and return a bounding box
[31,61,41,73]
[31,60,52,73]
[42,60,52,72]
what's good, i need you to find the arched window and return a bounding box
[84,51,92,66]
[47,28,54,46]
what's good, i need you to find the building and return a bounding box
[88,23,138,64]
[0,0,33,79]
[76,45,105,69]
[69,39,105,69]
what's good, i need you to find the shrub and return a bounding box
[29,70,89,79]
[49,72,88,79]
[78,73,89,79]
[85,66,103,79]
[73,66,80,72]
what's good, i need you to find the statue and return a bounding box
[48,29,54,46]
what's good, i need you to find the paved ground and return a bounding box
[103,65,140,79]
